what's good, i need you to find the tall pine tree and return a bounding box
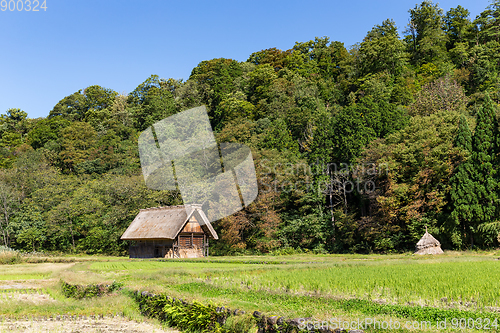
[469,95,499,246]
[449,95,499,248]
[449,114,474,248]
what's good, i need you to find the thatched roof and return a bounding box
[416,231,440,249]
[415,230,443,255]
[120,204,218,240]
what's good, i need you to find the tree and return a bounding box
[0,108,28,132]
[285,37,348,80]
[246,64,278,110]
[11,200,46,251]
[247,47,291,71]
[49,91,86,121]
[218,91,255,123]
[355,97,409,138]
[49,85,118,124]
[448,95,500,248]
[189,59,243,131]
[128,75,176,131]
[358,110,465,250]
[83,85,118,113]
[0,176,20,246]
[330,105,377,164]
[358,19,409,76]
[13,149,60,197]
[27,116,70,149]
[83,85,119,128]
[0,109,29,159]
[409,76,468,116]
[466,95,499,246]
[261,118,299,153]
[467,42,500,93]
[405,1,449,66]
[444,5,472,50]
[472,1,500,44]
[448,114,474,248]
[59,122,97,172]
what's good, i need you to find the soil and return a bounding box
[0,317,179,333]
[0,280,180,332]
[0,292,54,304]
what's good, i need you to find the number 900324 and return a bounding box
[1,0,47,11]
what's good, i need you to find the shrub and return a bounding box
[0,246,22,265]
[60,280,123,299]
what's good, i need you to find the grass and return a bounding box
[214,259,500,308]
[0,248,21,265]
[0,274,50,280]
[89,253,500,309]
[1,252,500,332]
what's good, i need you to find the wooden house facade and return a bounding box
[120,204,218,258]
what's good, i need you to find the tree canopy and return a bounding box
[2,1,500,254]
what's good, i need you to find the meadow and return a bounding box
[1,251,500,332]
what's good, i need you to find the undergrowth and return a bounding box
[60,280,123,299]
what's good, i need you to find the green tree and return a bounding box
[467,42,500,93]
[27,116,70,149]
[330,106,377,164]
[358,19,409,76]
[285,37,348,80]
[59,122,97,172]
[83,85,118,113]
[0,109,29,162]
[218,91,255,123]
[0,176,20,246]
[189,59,243,131]
[472,1,500,44]
[466,95,499,246]
[128,75,176,131]
[444,5,472,50]
[11,200,46,251]
[358,110,465,250]
[246,64,278,111]
[261,118,299,153]
[0,108,28,132]
[84,85,119,129]
[448,114,474,248]
[49,91,86,121]
[405,1,449,66]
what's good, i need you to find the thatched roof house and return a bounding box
[121,204,218,259]
[415,228,443,255]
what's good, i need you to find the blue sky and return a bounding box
[0,0,492,119]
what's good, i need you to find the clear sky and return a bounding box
[0,0,492,119]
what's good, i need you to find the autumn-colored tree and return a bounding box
[409,76,468,116]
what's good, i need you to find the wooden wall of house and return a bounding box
[178,234,204,248]
[129,240,173,258]
[129,242,154,258]
[128,239,208,258]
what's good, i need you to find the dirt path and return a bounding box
[0,316,180,333]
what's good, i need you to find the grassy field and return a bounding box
[1,251,500,332]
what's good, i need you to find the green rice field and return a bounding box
[1,252,500,332]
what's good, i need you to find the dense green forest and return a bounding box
[2,0,500,255]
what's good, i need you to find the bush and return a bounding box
[0,246,22,264]
[133,291,251,333]
[60,280,123,299]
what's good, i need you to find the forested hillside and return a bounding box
[2,1,500,255]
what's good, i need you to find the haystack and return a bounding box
[415,227,443,255]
